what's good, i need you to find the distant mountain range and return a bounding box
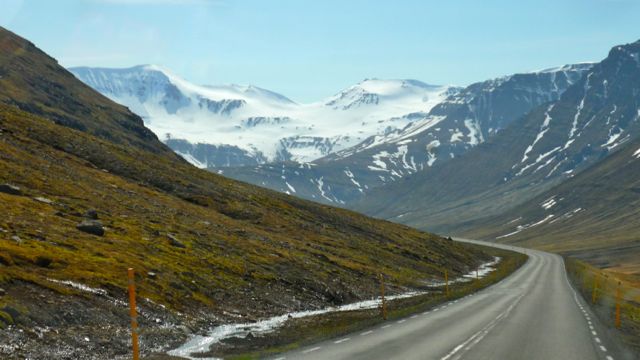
[222,64,591,203]
[70,65,457,167]
[71,63,591,204]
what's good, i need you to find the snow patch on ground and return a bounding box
[47,279,108,296]
[497,215,555,239]
[168,257,501,359]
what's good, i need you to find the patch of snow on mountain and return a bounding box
[497,214,555,239]
[541,196,557,210]
[522,104,555,163]
[464,119,483,145]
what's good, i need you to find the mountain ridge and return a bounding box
[70,65,457,167]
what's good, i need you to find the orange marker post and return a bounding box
[615,281,621,329]
[445,270,450,298]
[128,268,140,360]
[378,273,387,320]
[592,274,598,304]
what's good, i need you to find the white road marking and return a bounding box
[422,311,431,315]
[273,357,286,360]
[595,337,601,343]
[302,347,321,354]
[397,319,406,324]
[360,330,373,336]
[606,356,614,360]
[440,293,525,360]
[411,314,418,319]
[591,331,597,336]
[600,345,607,352]
[381,324,392,329]
[334,337,350,344]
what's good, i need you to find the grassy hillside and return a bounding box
[0,26,488,358]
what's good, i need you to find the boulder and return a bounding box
[167,233,186,248]
[0,184,21,196]
[76,220,105,236]
[84,209,99,219]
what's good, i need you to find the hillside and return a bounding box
[223,64,591,205]
[465,135,640,280]
[0,26,488,358]
[355,39,640,239]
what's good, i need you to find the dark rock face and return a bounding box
[76,220,105,236]
[0,184,22,195]
[165,138,267,168]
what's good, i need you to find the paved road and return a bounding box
[270,240,630,360]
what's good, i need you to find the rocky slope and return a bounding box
[224,64,591,205]
[0,26,488,359]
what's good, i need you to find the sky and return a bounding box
[1,0,639,102]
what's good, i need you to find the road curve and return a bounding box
[269,240,629,360]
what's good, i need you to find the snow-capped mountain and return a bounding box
[356,40,640,235]
[223,64,592,204]
[70,65,458,167]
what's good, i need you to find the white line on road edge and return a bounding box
[302,347,321,354]
[361,330,374,336]
[561,258,615,360]
[382,324,392,329]
[411,315,418,319]
[273,357,286,360]
[334,337,350,344]
[397,319,406,324]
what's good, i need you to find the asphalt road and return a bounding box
[269,240,631,360]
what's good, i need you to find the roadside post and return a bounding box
[128,268,140,360]
[378,273,388,320]
[445,270,450,298]
[615,281,621,328]
[592,273,599,304]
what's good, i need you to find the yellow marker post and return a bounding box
[378,273,387,320]
[445,270,450,298]
[615,281,621,329]
[128,268,140,360]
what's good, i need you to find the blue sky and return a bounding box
[2,0,639,102]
